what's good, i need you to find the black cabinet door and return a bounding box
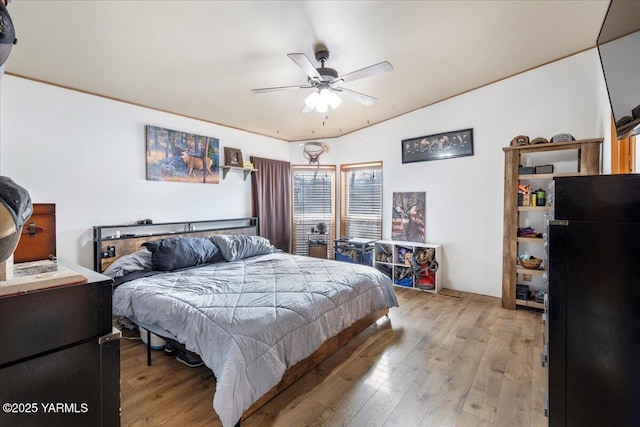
[549,221,640,427]
[0,338,120,427]
[0,280,112,366]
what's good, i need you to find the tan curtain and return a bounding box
[250,156,291,252]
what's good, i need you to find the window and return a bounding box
[291,166,336,257]
[340,162,383,240]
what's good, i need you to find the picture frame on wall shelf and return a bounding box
[224,147,243,167]
[402,128,474,163]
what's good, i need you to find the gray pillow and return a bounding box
[142,237,223,271]
[103,249,153,278]
[211,234,278,262]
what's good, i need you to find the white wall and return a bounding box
[1,48,612,298]
[318,49,611,297]
[0,75,290,268]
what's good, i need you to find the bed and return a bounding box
[93,218,398,426]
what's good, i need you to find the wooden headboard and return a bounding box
[93,217,258,273]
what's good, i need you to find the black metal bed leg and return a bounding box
[234,420,241,427]
[146,329,152,366]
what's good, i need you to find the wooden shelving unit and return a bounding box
[515,298,545,310]
[502,138,603,309]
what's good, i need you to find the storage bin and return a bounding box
[140,327,167,350]
[335,250,373,266]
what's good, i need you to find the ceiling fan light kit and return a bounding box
[304,88,342,113]
[252,46,393,114]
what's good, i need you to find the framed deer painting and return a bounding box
[145,125,220,184]
[392,192,425,242]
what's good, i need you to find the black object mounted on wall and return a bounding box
[0,0,17,68]
[597,0,640,138]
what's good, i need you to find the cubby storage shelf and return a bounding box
[373,240,443,294]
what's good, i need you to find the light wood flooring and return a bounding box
[120,287,547,426]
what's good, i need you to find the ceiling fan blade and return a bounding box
[336,61,393,83]
[300,104,312,114]
[287,53,322,80]
[334,87,376,106]
[252,85,313,93]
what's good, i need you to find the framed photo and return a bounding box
[145,125,219,184]
[224,147,243,167]
[402,128,473,163]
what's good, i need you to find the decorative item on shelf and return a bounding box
[510,135,530,146]
[550,133,575,143]
[516,284,531,300]
[530,137,549,145]
[519,255,543,270]
[242,161,254,170]
[535,188,546,206]
[402,128,473,163]
[224,147,243,167]
[518,166,535,175]
[518,183,530,207]
[535,164,554,174]
[517,227,542,238]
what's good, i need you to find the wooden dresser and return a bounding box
[0,260,120,427]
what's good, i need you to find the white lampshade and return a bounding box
[328,91,342,109]
[304,92,320,109]
[306,88,343,113]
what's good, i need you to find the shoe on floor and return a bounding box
[164,343,177,356]
[176,351,204,368]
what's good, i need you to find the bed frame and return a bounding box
[93,217,388,425]
[93,217,259,273]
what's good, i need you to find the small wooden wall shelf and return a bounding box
[222,166,258,180]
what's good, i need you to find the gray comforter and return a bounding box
[112,252,398,426]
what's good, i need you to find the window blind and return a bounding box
[291,166,336,257]
[341,162,382,240]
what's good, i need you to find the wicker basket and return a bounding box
[520,257,542,270]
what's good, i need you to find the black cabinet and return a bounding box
[547,175,640,426]
[0,261,120,427]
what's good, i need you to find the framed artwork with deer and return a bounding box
[145,125,219,184]
[392,192,426,242]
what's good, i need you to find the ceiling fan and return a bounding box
[252,47,393,113]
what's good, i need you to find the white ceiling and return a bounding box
[4,1,610,142]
